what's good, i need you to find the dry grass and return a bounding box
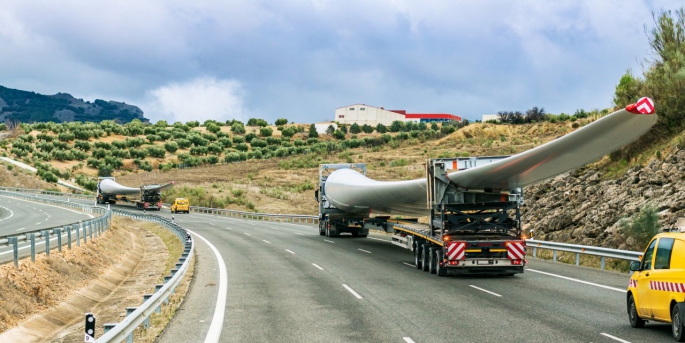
[0,218,130,333]
[530,248,630,273]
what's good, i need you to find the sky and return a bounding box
[0,0,681,124]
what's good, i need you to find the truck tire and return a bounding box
[414,243,423,270]
[319,221,325,236]
[428,247,437,274]
[421,244,430,272]
[435,249,447,276]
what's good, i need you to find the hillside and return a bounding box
[0,85,147,124]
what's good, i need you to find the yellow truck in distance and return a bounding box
[171,198,190,213]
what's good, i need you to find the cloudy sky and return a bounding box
[0,1,680,123]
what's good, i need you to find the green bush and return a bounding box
[208,143,223,154]
[235,143,249,152]
[177,139,192,149]
[259,127,273,137]
[232,136,246,144]
[147,146,167,158]
[164,141,179,153]
[251,139,267,148]
[275,118,288,126]
[245,132,257,143]
[620,203,660,250]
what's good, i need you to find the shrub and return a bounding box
[245,132,257,143]
[190,146,208,155]
[620,203,660,250]
[206,123,221,134]
[218,137,233,148]
[164,141,179,153]
[250,139,267,148]
[332,130,345,140]
[58,132,75,142]
[231,123,246,134]
[259,127,273,137]
[111,140,128,149]
[147,146,167,158]
[247,118,269,127]
[235,143,249,152]
[232,136,246,144]
[275,118,288,126]
[177,138,192,149]
[208,143,224,154]
[202,132,217,142]
[308,124,318,138]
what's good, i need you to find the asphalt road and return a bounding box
[7,196,675,343]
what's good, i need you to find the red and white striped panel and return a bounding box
[507,241,526,260]
[447,242,465,261]
[629,279,637,288]
[649,281,685,293]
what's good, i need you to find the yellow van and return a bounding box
[627,232,685,341]
[171,198,190,213]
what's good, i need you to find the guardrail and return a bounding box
[0,186,94,199]
[526,239,642,269]
[97,210,193,343]
[188,205,318,223]
[0,190,109,267]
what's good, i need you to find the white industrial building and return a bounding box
[335,104,461,126]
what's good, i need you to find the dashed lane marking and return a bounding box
[469,285,502,297]
[342,284,363,299]
[600,333,631,343]
[403,338,416,343]
[527,269,624,292]
[262,240,271,244]
[244,233,251,236]
[286,249,295,254]
[367,237,390,242]
[312,263,324,270]
[295,233,304,236]
[358,249,372,254]
[402,262,416,268]
[324,239,335,243]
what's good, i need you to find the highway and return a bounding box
[2,195,674,342]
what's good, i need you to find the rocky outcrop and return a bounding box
[522,148,685,250]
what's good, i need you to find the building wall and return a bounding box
[335,104,405,126]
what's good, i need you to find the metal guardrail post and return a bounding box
[125,307,137,343]
[103,323,117,334]
[42,230,50,256]
[533,246,537,258]
[83,222,87,244]
[54,228,62,252]
[29,233,36,262]
[8,237,18,268]
[89,222,93,241]
[553,250,557,262]
[601,257,606,270]
[76,223,81,246]
[154,285,163,313]
[142,294,153,328]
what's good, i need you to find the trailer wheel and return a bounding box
[421,244,430,272]
[428,247,437,274]
[435,250,447,276]
[319,221,325,236]
[414,243,423,270]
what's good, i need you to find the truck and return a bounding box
[96,177,170,211]
[316,158,526,276]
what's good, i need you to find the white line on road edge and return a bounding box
[600,333,632,343]
[312,263,324,270]
[358,249,372,254]
[15,227,26,232]
[402,262,416,267]
[367,237,390,242]
[342,284,363,299]
[295,233,304,236]
[244,233,251,236]
[184,229,227,343]
[469,285,502,297]
[286,249,295,254]
[225,228,233,231]
[403,338,416,343]
[262,240,271,244]
[527,269,624,293]
[324,239,335,243]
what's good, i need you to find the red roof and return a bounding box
[404,113,462,121]
[389,110,406,114]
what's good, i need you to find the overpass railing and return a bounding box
[187,205,318,224]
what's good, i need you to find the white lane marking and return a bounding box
[403,262,416,268]
[248,223,256,226]
[15,227,26,232]
[323,239,335,243]
[600,333,631,343]
[226,228,233,231]
[367,237,390,242]
[295,233,304,236]
[358,249,372,254]
[469,285,502,297]
[403,338,416,343]
[527,269,624,292]
[0,206,14,222]
[270,227,280,231]
[262,240,271,244]
[312,263,324,270]
[35,222,41,225]
[342,284,363,299]
[186,229,227,343]
[244,233,251,236]
[286,249,295,254]
[209,223,216,226]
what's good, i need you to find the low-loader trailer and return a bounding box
[317,158,526,276]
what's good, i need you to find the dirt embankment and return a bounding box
[0,217,175,342]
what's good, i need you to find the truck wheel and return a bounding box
[319,222,325,236]
[435,250,447,276]
[421,244,430,272]
[414,243,423,270]
[628,293,645,328]
[428,247,437,274]
[674,304,685,342]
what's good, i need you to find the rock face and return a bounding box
[522,149,685,250]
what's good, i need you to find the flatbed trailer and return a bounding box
[318,158,527,276]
